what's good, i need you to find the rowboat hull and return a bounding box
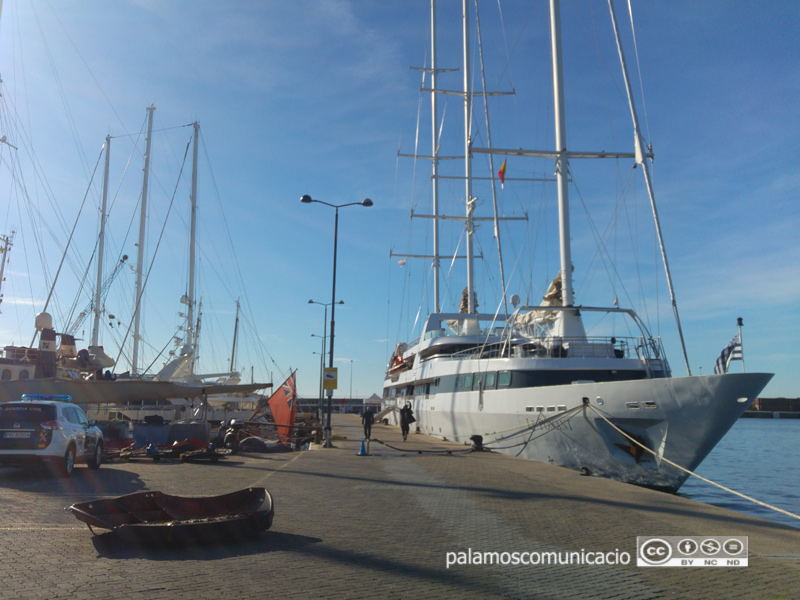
[67,487,274,543]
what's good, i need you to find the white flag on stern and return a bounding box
[714,331,743,374]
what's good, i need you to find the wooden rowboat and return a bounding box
[67,487,274,543]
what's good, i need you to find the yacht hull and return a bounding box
[385,371,772,492]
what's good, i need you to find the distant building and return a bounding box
[297,394,382,415]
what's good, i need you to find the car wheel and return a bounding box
[60,445,76,477]
[87,441,102,469]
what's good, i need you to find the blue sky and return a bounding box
[0,1,797,400]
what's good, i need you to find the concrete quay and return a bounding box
[1,414,798,600]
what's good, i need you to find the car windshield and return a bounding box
[0,404,57,427]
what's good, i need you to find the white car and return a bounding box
[0,395,103,476]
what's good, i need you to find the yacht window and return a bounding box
[473,374,483,390]
[546,406,556,412]
[463,374,473,388]
[498,371,511,387]
[485,372,496,389]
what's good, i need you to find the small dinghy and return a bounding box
[67,487,274,543]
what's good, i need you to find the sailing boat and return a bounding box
[383,0,772,492]
[0,117,268,410]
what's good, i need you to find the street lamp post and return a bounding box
[301,194,372,447]
[311,348,324,419]
[309,299,342,421]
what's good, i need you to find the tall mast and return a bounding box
[474,2,509,315]
[132,105,155,375]
[92,135,111,346]
[549,0,574,308]
[462,0,476,314]
[229,298,240,373]
[430,0,441,313]
[0,231,14,313]
[186,122,199,356]
[607,0,691,374]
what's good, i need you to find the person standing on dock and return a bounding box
[400,402,415,441]
[362,407,375,439]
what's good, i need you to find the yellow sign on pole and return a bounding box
[323,367,338,390]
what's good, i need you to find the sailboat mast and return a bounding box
[229,298,240,373]
[607,0,691,375]
[462,0,476,314]
[132,105,155,374]
[474,2,509,316]
[0,231,13,312]
[430,0,441,313]
[186,121,199,364]
[549,0,574,308]
[92,135,111,347]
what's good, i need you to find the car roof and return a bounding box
[5,395,77,407]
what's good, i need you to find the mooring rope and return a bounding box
[585,403,800,523]
[369,438,472,455]
[483,405,585,453]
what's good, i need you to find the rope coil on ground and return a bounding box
[586,403,800,523]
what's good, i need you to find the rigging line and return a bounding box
[571,172,638,314]
[484,404,583,440]
[113,137,192,374]
[108,117,146,216]
[42,0,129,135]
[621,168,657,333]
[492,0,533,89]
[410,51,427,214]
[607,0,689,375]
[1,90,73,260]
[196,133,277,377]
[141,333,176,376]
[198,133,241,299]
[626,0,651,145]
[575,164,633,300]
[481,407,584,452]
[109,124,194,139]
[31,2,92,181]
[28,143,105,345]
[586,403,800,523]
[474,0,508,316]
[64,244,95,333]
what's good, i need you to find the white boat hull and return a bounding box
[385,371,772,492]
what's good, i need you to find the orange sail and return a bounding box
[267,371,297,445]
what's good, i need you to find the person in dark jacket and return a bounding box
[362,407,375,439]
[399,402,415,441]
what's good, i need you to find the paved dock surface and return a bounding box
[1,414,798,599]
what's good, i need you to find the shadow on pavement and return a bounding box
[0,464,145,497]
[90,530,322,561]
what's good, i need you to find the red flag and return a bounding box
[267,371,297,445]
[498,159,507,188]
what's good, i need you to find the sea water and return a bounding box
[679,418,800,529]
